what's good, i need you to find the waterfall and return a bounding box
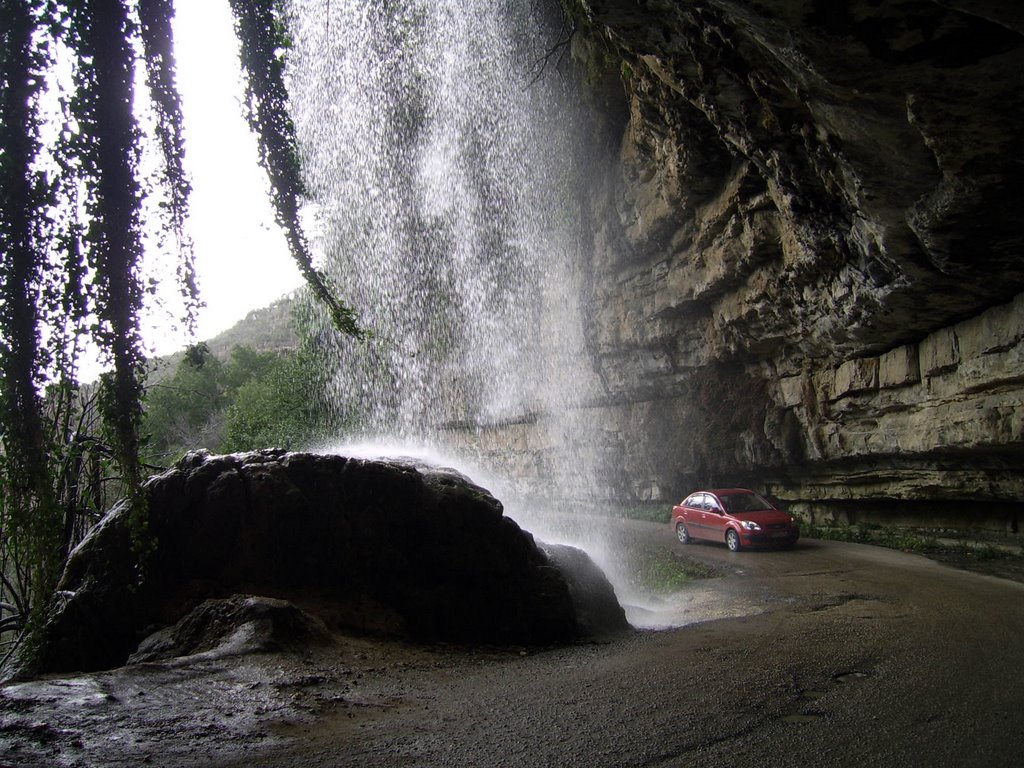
[287,0,607,510]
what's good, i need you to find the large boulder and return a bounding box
[15,450,627,677]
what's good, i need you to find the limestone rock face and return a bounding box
[560,0,1024,526]
[19,451,627,676]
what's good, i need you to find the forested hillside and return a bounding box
[142,293,355,465]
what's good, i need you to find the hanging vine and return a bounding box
[139,0,200,335]
[0,0,63,638]
[228,0,363,339]
[1,0,362,656]
[0,0,198,648]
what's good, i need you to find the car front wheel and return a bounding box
[675,522,690,545]
[725,529,741,552]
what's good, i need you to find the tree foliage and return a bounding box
[0,0,361,652]
[221,346,351,452]
[143,344,229,462]
[1,0,196,647]
[143,342,357,462]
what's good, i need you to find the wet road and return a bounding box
[3,524,1024,767]
[286,528,1024,768]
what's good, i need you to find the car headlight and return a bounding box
[741,520,761,531]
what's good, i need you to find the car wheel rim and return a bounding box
[727,530,740,551]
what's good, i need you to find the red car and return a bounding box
[672,489,799,551]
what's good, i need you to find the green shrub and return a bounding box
[625,549,718,593]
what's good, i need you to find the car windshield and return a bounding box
[720,492,772,513]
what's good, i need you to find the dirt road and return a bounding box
[3,522,1024,767]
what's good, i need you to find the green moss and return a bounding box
[800,522,1022,562]
[613,504,671,524]
[626,549,718,593]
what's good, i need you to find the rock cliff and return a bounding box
[563,0,1024,528]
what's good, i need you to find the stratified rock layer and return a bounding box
[21,451,627,676]
[493,0,1022,527]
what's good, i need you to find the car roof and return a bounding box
[698,488,757,496]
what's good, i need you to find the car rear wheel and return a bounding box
[675,522,690,545]
[725,529,741,552]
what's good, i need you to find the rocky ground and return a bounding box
[3,519,1024,767]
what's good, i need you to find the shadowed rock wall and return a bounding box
[581,0,1024,525]
[505,0,1024,528]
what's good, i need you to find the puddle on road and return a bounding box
[782,712,826,723]
[779,669,875,726]
[620,581,769,630]
[835,671,871,684]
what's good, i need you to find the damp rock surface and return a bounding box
[127,595,332,664]
[13,450,627,678]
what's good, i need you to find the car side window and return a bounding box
[707,496,722,513]
[697,494,711,511]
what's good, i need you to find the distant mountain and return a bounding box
[203,293,299,359]
[145,293,299,384]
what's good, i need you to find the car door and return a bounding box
[693,493,713,540]
[704,494,728,540]
[679,495,702,539]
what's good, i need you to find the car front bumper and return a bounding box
[742,529,799,547]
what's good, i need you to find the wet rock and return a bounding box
[541,544,631,641]
[128,595,331,663]
[577,1,1024,516]
[12,451,628,678]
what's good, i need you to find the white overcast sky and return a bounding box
[151,0,304,353]
[71,0,305,382]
